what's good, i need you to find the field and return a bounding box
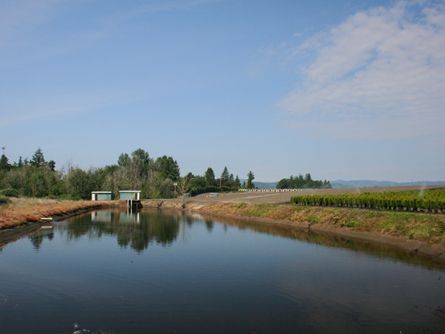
[291,189,445,213]
[192,185,445,204]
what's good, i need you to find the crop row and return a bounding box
[291,190,445,213]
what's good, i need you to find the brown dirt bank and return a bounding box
[0,198,117,230]
[142,199,445,263]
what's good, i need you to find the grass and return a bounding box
[0,198,114,230]
[195,202,445,246]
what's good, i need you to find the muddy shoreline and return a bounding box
[142,199,445,264]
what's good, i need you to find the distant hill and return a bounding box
[253,181,278,189]
[331,180,445,189]
[250,179,445,189]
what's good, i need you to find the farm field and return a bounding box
[291,189,445,213]
[192,185,445,204]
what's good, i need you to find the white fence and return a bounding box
[238,188,299,193]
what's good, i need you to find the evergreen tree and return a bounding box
[220,166,230,186]
[246,171,255,189]
[204,167,216,186]
[30,148,45,167]
[48,160,56,172]
[0,154,10,171]
[235,175,241,188]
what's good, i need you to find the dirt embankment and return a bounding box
[0,198,117,230]
[143,198,445,263]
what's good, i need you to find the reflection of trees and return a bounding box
[58,210,180,252]
[205,219,214,232]
[195,214,445,270]
[29,229,54,250]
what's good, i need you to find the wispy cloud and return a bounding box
[282,1,445,140]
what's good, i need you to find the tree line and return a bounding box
[276,174,331,189]
[0,148,255,200]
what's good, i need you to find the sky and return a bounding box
[1,0,444,182]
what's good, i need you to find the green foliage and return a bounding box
[155,156,180,181]
[246,171,255,189]
[0,195,9,205]
[0,154,10,171]
[30,148,46,167]
[0,188,19,197]
[204,167,216,186]
[0,147,242,200]
[65,168,94,200]
[291,189,445,213]
[307,215,319,225]
[277,174,331,189]
[221,166,230,183]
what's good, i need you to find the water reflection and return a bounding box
[192,212,445,270]
[1,207,443,270]
[1,209,444,333]
[28,227,54,250]
[57,209,180,252]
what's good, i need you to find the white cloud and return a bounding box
[282,1,445,140]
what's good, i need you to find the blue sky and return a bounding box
[1,0,444,181]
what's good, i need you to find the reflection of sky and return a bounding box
[0,209,444,333]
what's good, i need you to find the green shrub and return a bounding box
[0,195,9,205]
[0,188,19,197]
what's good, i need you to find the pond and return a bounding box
[0,209,444,333]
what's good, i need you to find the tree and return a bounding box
[156,156,180,181]
[235,175,241,188]
[48,160,56,172]
[118,153,131,167]
[276,174,331,189]
[30,148,45,167]
[204,167,216,186]
[220,166,230,188]
[131,149,151,178]
[221,166,229,180]
[187,176,207,196]
[65,168,92,199]
[246,171,255,189]
[0,154,10,171]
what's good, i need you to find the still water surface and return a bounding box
[0,209,444,333]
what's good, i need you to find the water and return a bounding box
[0,209,444,333]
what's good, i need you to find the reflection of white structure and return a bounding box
[120,211,140,224]
[90,211,140,224]
[91,211,112,223]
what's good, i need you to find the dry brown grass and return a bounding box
[0,198,113,229]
